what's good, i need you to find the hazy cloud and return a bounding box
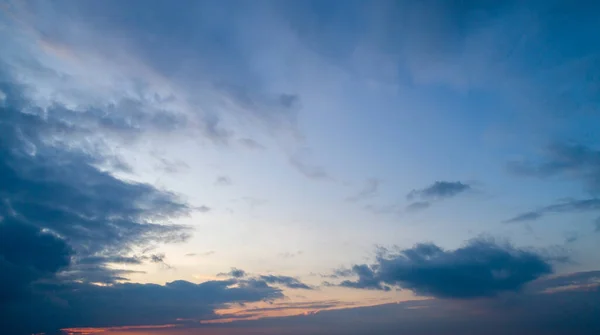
[215,175,232,186]
[508,142,600,193]
[346,178,380,202]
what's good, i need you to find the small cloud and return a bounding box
[215,175,232,186]
[278,251,303,259]
[406,201,431,212]
[407,181,471,201]
[259,275,313,290]
[405,181,471,211]
[197,205,212,213]
[218,268,247,278]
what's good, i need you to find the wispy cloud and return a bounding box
[346,178,380,202]
[505,198,600,223]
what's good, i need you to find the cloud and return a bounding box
[278,251,303,259]
[1,278,283,334]
[406,181,471,211]
[215,175,232,186]
[406,201,431,212]
[238,138,266,150]
[0,78,192,286]
[0,219,72,302]
[186,251,216,257]
[346,178,380,202]
[338,238,553,298]
[218,268,247,279]
[259,275,313,290]
[407,181,471,201]
[0,68,280,334]
[508,142,600,193]
[505,198,600,223]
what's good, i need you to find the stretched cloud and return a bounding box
[508,142,600,193]
[505,198,600,223]
[406,181,471,211]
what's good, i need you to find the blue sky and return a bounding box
[1,1,600,334]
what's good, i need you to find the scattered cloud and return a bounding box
[338,238,553,298]
[505,198,600,223]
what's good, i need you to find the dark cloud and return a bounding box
[0,219,72,302]
[218,268,247,279]
[215,175,232,186]
[505,198,600,223]
[338,238,553,298]
[1,278,283,335]
[406,181,471,211]
[407,181,471,201]
[346,178,380,202]
[508,142,600,193]
[259,275,313,290]
[194,284,600,335]
[0,74,292,334]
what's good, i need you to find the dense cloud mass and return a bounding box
[0,75,287,334]
[339,239,553,298]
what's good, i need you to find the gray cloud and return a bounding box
[407,181,471,201]
[215,175,232,186]
[1,278,283,335]
[508,142,600,193]
[346,178,380,202]
[406,181,471,211]
[259,275,313,290]
[338,238,553,298]
[505,198,600,223]
[218,268,247,279]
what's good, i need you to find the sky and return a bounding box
[1,0,600,334]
